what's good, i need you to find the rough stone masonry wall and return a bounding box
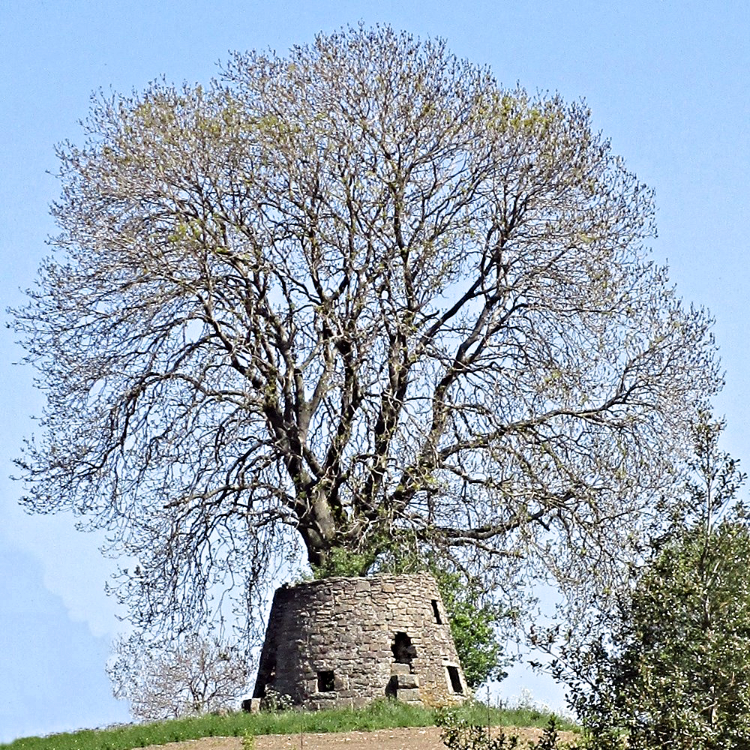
[252,573,470,710]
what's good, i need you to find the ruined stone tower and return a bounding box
[252,573,469,709]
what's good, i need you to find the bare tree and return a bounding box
[12,27,719,634]
[108,632,248,720]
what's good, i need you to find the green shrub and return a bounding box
[608,519,750,750]
[437,707,521,750]
[435,568,509,689]
[437,711,576,750]
[563,416,750,750]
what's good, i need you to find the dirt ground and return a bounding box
[140,725,578,750]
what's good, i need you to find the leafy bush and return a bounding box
[561,416,750,750]
[437,709,520,750]
[260,688,294,712]
[435,568,509,689]
[604,519,750,750]
[437,712,576,750]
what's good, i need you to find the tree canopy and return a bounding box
[12,26,719,636]
[108,631,248,720]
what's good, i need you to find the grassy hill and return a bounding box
[0,699,577,750]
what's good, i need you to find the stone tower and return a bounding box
[252,573,470,709]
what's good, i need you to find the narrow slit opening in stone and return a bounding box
[385,675,398,698]
[317,670,335,692]
[431,599,442,624]
[446,665,463,694]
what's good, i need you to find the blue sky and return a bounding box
[1,0,749,741]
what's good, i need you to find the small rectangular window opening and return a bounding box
[446,665,464,694]
[431,599,443,624]
[317,670,335,692]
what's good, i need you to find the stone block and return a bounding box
[396,688,422,703]
[397,673,420,689]
[241,697,261,713]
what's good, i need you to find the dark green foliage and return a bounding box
[437,712,576,750]
[562,416,750,750]
[533,718,563,750]
[611,520,750,750]
[437,708,519,750]
[311,546,374,579]
[435,568,509,689]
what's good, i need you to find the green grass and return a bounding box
[0,699,577,750]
